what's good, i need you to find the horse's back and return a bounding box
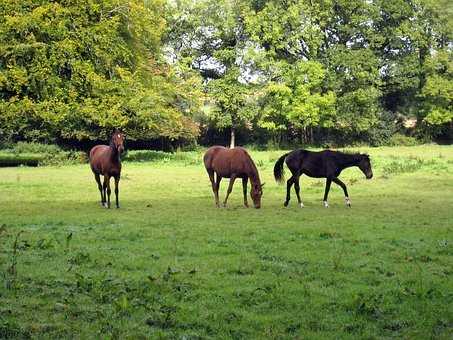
[285,149,326,177]
[204,146,253,177]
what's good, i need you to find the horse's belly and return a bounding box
[215,170,231,178]
[303,169,324,178]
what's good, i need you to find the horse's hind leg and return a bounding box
[94,173,104,206]
[207,169,220,207]
[333,178,350,207]
[294,176,304,208]
[223,175,236,207]
[114,176,120,208]
[323,178,332,208]
[284,176,295,207]
[103,175,111,208]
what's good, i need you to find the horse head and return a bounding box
[251,182,264,209]
[358,154,373,179]
[111,129,125,154]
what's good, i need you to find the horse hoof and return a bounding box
[300,203,304,208]
[116,205,120,209]
[323,201,329,208]
[345,198,351,207]
[283,201,289,207]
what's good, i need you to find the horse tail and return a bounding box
[274,153,289,184]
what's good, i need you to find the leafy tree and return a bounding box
[207,69,257,147]
[259,60,335,143]
[420,49,452,127]
[0,0,202,144]
[166,0,260,147]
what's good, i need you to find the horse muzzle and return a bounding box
[366,173,373,179]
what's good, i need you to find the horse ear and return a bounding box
[261,183,265,188]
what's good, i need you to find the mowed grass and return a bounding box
[1,145,452,339]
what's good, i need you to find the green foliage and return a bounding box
[0,142,86,166]
[420,50,453,127]
[1,0,452,146]
[0,0,202,144]
[0,153,44,167]
[386,134,420,147]
[207,69,258,131]
[165,0,453,144]
[259,61,336,133]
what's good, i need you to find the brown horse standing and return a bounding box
[89,130,125,208]
[204,146,264,209]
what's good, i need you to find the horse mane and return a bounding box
[244,151,261,184]
[336,150,370,160]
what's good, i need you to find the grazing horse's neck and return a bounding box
[249,172,261,186]
[247,158,261,186]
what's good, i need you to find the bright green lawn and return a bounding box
[1,145,452,339]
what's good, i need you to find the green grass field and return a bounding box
[1,145,452,339]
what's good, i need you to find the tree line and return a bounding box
[0,0,451,148]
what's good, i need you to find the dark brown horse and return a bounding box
[204,146,264,208]
[274,149,373,208]
[89,130,125,208]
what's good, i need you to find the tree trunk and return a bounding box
[230,127,235,148]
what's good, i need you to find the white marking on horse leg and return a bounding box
[345,197,351,207]
[323,201,329,208]
[300,202,304,208]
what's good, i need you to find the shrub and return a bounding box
[0,153,45,167]
[123,150,200,165]
[386,134,420,146]
[0,142,87,166]
[11,142,63,155]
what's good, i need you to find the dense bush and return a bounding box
[0,142,86,166]
[0,153,44,167]
[386,134,420,147]
[124,150,200,165]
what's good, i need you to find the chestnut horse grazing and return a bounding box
[204,146,264,208]
[274,149,373,208]
[89,130,125,208]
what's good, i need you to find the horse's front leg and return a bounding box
[242,177,248,208]
[294,175,304,208]
[103,175,111,208]
[223,175,236,207]
[333,178,350,207]
[323,178,332,208]
[94,173,104,206]
[114,176,120,208]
